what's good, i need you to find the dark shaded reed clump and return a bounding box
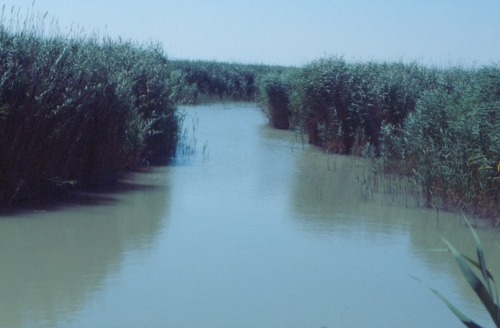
[261,58,436,154]
[259,57,500,218]
[299,58,434,154]
[258,72,295,129]
[0,19,179,204]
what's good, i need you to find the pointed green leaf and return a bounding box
[411,275,482,328]
[463,218,500,320]
[443,239,500,325]
[430,288,483,328]
[464,219,493,297]
[461,253,495,283]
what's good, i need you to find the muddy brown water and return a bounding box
[1,103,499,327]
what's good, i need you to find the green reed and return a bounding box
[0,5,180,204]
[257,56,499,219]
[258,72,293,129]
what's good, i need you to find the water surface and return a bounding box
[1,103,499,328]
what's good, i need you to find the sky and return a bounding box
[1,0,499,67]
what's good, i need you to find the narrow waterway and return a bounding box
[1,103,499,328]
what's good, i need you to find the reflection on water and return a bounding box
[0,169,172,328]
[281,119,500,327]
[1,103,499,328]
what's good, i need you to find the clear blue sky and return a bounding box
[1,0,499,67]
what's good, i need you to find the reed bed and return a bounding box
[0,7,180,204]
[2,4,497,217]
[259,57,500,219]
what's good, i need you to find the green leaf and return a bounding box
[430,288,483,328]
[412,276,482,328]
[464,218,500,322]
[465,219,494,297]
[443,239,500,325]
[461,253,496,284]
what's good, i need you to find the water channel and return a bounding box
[1,103,499,327]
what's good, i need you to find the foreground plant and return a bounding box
[426,220,499,327]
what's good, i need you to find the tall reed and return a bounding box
[258,57,500,218]
[0,6,180,204]
[259,72,293,129]
[393,67,499,216]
